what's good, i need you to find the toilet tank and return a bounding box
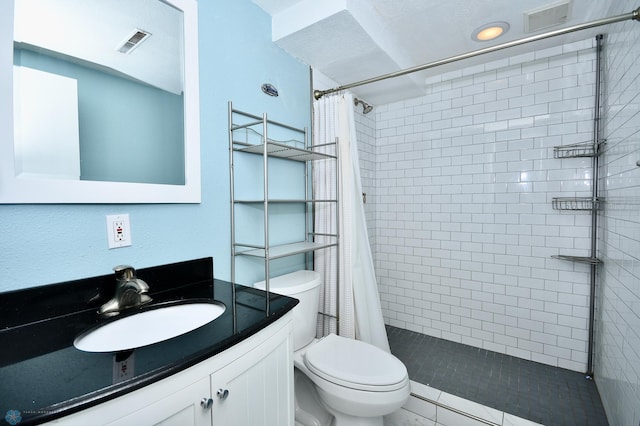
[254,270,321,350]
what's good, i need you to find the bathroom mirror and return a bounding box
[0,0,201,203]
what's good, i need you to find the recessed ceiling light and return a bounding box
[472,22,510,42]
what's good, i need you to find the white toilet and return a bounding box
[255,270,410,426]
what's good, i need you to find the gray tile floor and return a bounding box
[387,326,609,426]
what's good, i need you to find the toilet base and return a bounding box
[294,368,333,426]
[315,384,399,426]
[330,412,383,426]
[293,368,387,426]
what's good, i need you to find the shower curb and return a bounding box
[390,380,543,426]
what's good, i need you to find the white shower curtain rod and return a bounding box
[313,6,640,100]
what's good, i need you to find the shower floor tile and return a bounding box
[386,325,609,426]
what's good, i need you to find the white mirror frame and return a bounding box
[0,0,201,203]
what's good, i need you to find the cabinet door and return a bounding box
[211,327,293,426]
[106,377,212,426]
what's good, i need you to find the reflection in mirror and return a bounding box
[13,0,184,184]
[0,0,201,203]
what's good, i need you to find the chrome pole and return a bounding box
[263,112,270,316]
[228,102,238,332]
[314,7,640,100]
[587,34,604,378]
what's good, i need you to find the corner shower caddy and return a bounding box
[550,140,604,265]
[228,102,339,314]
[549,34,605,268]
[550,35,605,377]
[551,142,603,218]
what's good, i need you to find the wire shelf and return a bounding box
[552,197,602,211]
[234,241,338,260]
[551,255,601,264]
[553,142,596,158]
[232,128,336,162]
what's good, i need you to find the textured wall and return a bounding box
[595,1,640,424]
[363,38,599,371]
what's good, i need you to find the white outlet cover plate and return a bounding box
[106,213,131,249]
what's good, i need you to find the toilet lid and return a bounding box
[304,334,408,391]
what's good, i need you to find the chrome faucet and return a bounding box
[99,265,152,316]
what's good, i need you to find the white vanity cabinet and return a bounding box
[210,321,293,425]
[105,377,212,426]
[46,313,294,426]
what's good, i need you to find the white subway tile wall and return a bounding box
[595,0,640,424]
[358,37,601,372]
[351,3,640,423]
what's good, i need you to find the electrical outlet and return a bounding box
[106,214,132,249]
[112,351,135,384]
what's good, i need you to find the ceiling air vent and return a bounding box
[524,0,571,33]
[117,29,151,54]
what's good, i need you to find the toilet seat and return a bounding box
[303,334,408,392]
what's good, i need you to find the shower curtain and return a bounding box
[313,93,390,353]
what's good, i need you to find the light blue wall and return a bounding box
[0,0,311,292]
[15,47,185,185]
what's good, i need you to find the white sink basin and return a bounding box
[74,301,226,352]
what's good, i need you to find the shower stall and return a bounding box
[320,2,640,425]
[371,34,599,372]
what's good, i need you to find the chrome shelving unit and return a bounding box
[228,102,338,314]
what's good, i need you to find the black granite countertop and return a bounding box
[0,258,297,425]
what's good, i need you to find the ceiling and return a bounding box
[252,0,618,105]
[14,0,183,94]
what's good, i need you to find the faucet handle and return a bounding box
[134,278,150,293]
[113,265,136,281]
